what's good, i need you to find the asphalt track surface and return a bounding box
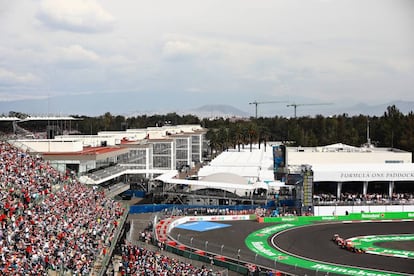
[170,220,414,276]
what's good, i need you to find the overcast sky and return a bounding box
[0,0,413,116]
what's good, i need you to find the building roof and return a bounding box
[288,142,408,153]
[198,143,277,184]
[202,172,248,184]
[18,116,80,122]
[43,146,127,156]
[0,117,20,121]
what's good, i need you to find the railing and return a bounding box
[166,229,296,275]
[95,203,129,276]
[129,204,261,214]
[313,199,414,206]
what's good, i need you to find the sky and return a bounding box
[0,0,413,117]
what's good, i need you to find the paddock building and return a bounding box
[284,143,414,198]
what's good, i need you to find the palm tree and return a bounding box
[206,129,219,158]
[217,127,229,152]
[247,123,258,152]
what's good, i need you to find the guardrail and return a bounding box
[314,199,414,206]
[261,211,414,223]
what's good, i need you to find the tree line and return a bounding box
[79,106,414,158]
[5,105,414,159]
[203,105,414,159]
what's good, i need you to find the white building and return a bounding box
[10,124,207,185]
[285,143,414,199]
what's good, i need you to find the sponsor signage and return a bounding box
[321,216,336,220]
[339,171,414,181]
[311,264,394,276]
[361,213,382,219]
[250,241,277,257]
[315,170,414,182]
[264,211,414,223]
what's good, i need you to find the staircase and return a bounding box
[13,121,35,138]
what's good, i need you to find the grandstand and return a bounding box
[0,115,80,139]
[0,141,127,275]
[0,116,19,136]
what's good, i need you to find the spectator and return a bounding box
[119,244,221,276]
[0,141,126,275]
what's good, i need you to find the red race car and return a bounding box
[332,234,365,253]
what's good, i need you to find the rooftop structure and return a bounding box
[287,143,411,165]
[9,124,208,186]
[198,143,279,184]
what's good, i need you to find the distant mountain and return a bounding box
[323,101,414,117]
[0,91,412,118]
[187,104,250,118]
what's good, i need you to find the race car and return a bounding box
[332,234,345,246]
[332,234,365,253]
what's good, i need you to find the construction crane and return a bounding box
[286,102,333,118]
[249,100,288,118]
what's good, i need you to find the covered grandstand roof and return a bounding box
[198,144,276,184]
[18,116,80,122]
[0,117,20,121]
[202,172,248,184]
[152,143,287,195]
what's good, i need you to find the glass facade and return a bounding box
[96,156,117,168]
[126,149,147,169]
[175,137,189,169]
[191,135,201,163]
[153,142,172,169]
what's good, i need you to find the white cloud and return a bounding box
[59,44,100,62]
[37,0,115,32]
[161,34,284,68]
[162,40,199,60]
[0,67,38,85]
[0,0,413,113]
[51,44,102,70]
[0,91,46,102]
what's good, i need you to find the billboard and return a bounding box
[273,145,286,171]
[273,145,286,181]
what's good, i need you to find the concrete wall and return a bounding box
[314,204,414,216]
[20,140,83,152]
[98,131,147,142]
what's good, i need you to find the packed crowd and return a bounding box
[314,192,414,203]
[0,141,126,275]
[119,244,221,275]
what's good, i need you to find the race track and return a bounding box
[272,221,414,275]
[170,220,414,275]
